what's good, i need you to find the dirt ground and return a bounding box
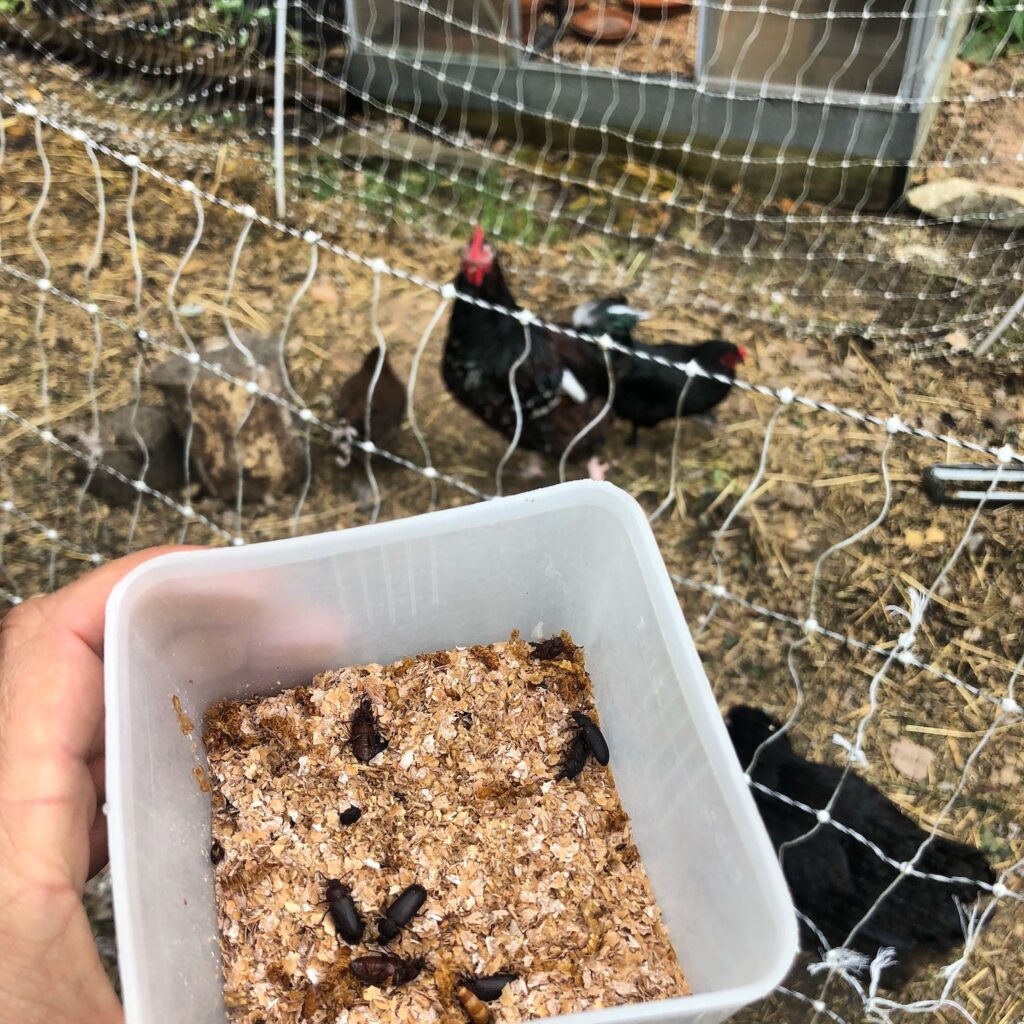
[0,32,1022,1024]
[917,56,1024,190]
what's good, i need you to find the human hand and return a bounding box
[0,548,198,1024]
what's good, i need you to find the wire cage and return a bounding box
[342,0,975,205]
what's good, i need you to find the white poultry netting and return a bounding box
[0,0,1023,1020]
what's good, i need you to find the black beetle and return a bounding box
[378,883,428,943]
[556,730,590,781]
[571,711,609,766]
[339,805,362,825]
[325,879,364,944]
[461,973,519,1002]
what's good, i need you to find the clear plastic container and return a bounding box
[105,480,798,1024]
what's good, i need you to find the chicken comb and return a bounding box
[467,224,487,260]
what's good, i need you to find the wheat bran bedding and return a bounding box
[204,631,690,1023]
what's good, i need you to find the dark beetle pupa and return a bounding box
[350,696,388,763]
[350,953,425,987]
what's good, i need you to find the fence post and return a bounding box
[274,0,288,219]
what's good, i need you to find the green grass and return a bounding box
[298,155,569,248]
[961,0,1024,63]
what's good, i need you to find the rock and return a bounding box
[906,177,1024,231]
[71,404,185,506]
[150,331,307,503]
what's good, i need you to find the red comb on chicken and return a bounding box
[462,225,494,288]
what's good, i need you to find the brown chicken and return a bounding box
[335,348,407,451]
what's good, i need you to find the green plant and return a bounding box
[191,0,272,47]
[961,0,1024,64]
[0,0,30,14]
[298,153,566,247]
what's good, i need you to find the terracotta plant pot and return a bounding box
[569,6,636,41]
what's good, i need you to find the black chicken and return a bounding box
[336,348,406,451]
[726,705,995,989]
[570,300,745,443]
[443,227,610,461]
[613,338,745,445]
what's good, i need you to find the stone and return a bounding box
[150,330,307,503]
[906,177,1024,231]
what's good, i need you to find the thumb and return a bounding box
[0,546,205,888]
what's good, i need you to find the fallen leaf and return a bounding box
[310,281,339,304]
[890,737,934,782]
[2,116,30,140]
